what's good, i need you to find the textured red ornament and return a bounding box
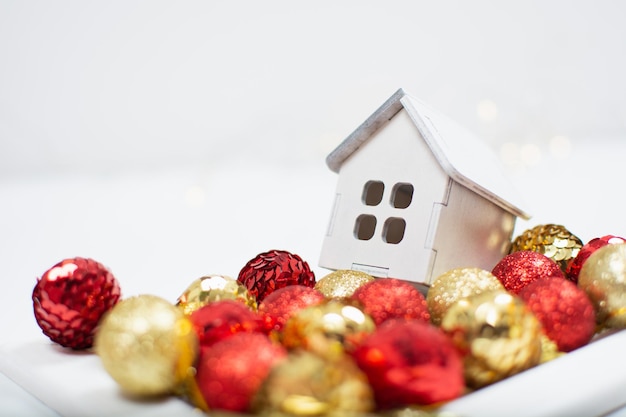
[237,249,315,302]
[189,300,262,348]
[351,319,464,409]
[519,277,595,352]
[492,251,564,294]
[195,332,287,412]
[257,285,325,333]
[565,235,626,283]
[32,257,121,349]
[351,278,430,326]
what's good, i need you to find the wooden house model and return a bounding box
[319,89,530,286]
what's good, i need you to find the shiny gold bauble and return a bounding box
[314,270,375,298]
[441,290,542,389]
[282,299,375,360]
[578,243,626,329]
[175,274,257,315]
[426,267,504,326]
[252,350,375,416]
[95,294,198,396]
[510,224,583,272]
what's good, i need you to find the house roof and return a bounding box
[326,88,530,219]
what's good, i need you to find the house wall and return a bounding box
[319,109,450,283]
[429,180,516,282]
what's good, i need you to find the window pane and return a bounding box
[354,214,377,240]
[391,183,414,209]
[383,217,406,244]
[362,181,385,206]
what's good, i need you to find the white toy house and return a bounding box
[319,89,530,286]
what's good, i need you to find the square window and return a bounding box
[354,214,377,240]
[383,217,406,244]
[362,181,385,206]
[391,183,414,209]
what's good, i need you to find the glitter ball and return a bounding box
[314,269,375,298]
[492,250,564,294]
[32,257,121,349]
[351,278,430,325]
[237,250,315,302]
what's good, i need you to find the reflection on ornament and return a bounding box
[176,274,257,315]
[237,249,316,302]
[314,269,375,298]
[510,224,583,272]
[352,319,464,408]
[32,257,121,349]
[578,243,626,329]
[282,298,375,360]
[441,290,542,389]
[519,277,595,352]
[252,350,374,415]
[351,278,430,325]
[95,294,198,396]
[426,267,503,326]
[492,250,564,294]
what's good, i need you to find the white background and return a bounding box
[1,2,626,416]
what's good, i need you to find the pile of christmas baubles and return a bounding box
[32,224,626,415]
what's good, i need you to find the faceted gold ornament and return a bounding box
[95,294,198,396]
[509,224,583,272]
[282,299,375,360]
[441,290,542,389]
[252,350,375,416]
[175,274,257,315]
[426,267,504,326]
[314,269,375,298]
[578,243,626,329]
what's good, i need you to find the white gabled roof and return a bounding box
[326,88,530,219]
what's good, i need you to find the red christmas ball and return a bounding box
[237,249,315,302]
[565,235,626,283]
[519,277,596,352]
[492,251,564,294]
[257,285,325,333]
[351,319,464,409]
[350,278,430,326]
[189,300,262,348]
[195,332,287,413]
[32,257,121,349]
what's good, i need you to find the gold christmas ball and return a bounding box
[175,274,257,315]
[510,224,583,272]
[252,350,375,416]
[282,299,375,360]
[441,290,542,389]
[314,269,375,298]
[95,294,198,397]
[578,243,626,329]
[426,267,504,326]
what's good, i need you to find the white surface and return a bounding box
[2,140,626,416]
[2,2,626,414]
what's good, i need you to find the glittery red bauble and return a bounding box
[519,277,595,352]
[189,300,262,348]
[237,249,315,302]
[195,332,287,412]
[352,319,464,409]
[492,251,564,294]
[565,235,626,283]
[258,285,325,333]
[350,278,430,326]
[32,257,121,349]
